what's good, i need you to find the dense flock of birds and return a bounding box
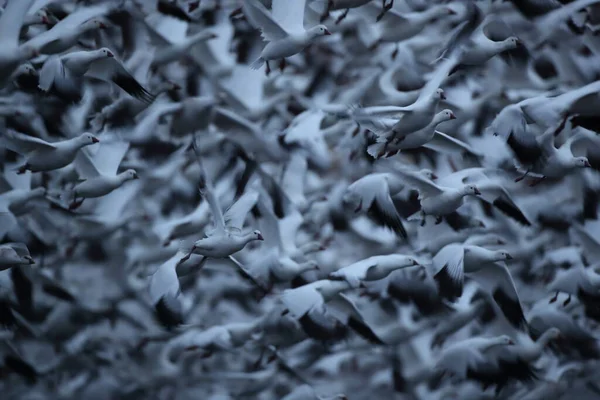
[4,0,600,398]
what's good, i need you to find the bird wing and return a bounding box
[272,0,307,34]
[433,243,465,301]
[470,263,528,330]
[474,180,532,225]
[373,181,407,238]
[411,52,459,108]
[190,138,225,236]
[89,137,130,177]
[243,0,289,41]
[2,130,56,154]
[281,152,307,207]
[281,284,323,318]
[73,147,101,179]
[38,55,64,93]
[223,189,259,231]
[568,128,600,171]
[0,211,18,241]
[395,169,444,197]
[23,3,113,50]
[424,131,483,157]
[149,251,183,305]
[85,57,155,104]
[0,0,36,49]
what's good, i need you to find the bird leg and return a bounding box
[385,149,399,158]
[352,122,360,137]
[553,113,570,136]
[391,44,399,60]
[69,198,85,210]
[265,61,271,76]
[549,291,559,303]
[420,211,427,226]
[528,176,546,187]
[376,0,394,22]
[354,199,363,213]
[563,294,571,307]
[335,8,350,24]
[279,58,286,72]
[177,248,195,266]
[514,169,529,182]
[16,164,29,174]
[320,0,333,22]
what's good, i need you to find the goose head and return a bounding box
[308,25,332,38]
[434,109,456,125]
[502,36,522,51]
[252,230,264,241]
[98,48,114,59]
[0,248,34,265]
[435,88,446,100]
[78,133,100,146]
[419,168,437,180]
[496,335,515,346]
[462,184,481,196]
[573,156,591,168]
[121,169,139,181]
[493,250,513,261]
[84,19,107,31]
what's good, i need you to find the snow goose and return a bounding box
[528,303,600,360]
[0,169,47,238]
[435,335,515,382]
[464,328,561,393]
[21,3,114,55]
[349,56,456,134]
[243,0,332,74]
[432,240,527,330]
[450,17,522,71]
[0,243,35,269]
[367,3,455,45]
[548,261,600,320]
[393,167,481,224]
[520,80,600,129]
[39,48,156,104]
[329,254,420,288]
[2,130,99,174]
[177,141,263,266]
[0,0,39,88]
[238,190,320,291]
[364,109,457,157]
[280,279,353,319]
[435,167,532,225]
[68,137,138,209]
[148,250,187,329]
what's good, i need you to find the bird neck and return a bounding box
[480,336,508,351]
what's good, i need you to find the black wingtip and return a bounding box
[347,316,385,345]
[112,73,156,104]
[298,310,348,343]
[493,198,531,226]
[154,296,184,330]
[368,201,407,239]
[492,287,527,331]
[434,265,462,301]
